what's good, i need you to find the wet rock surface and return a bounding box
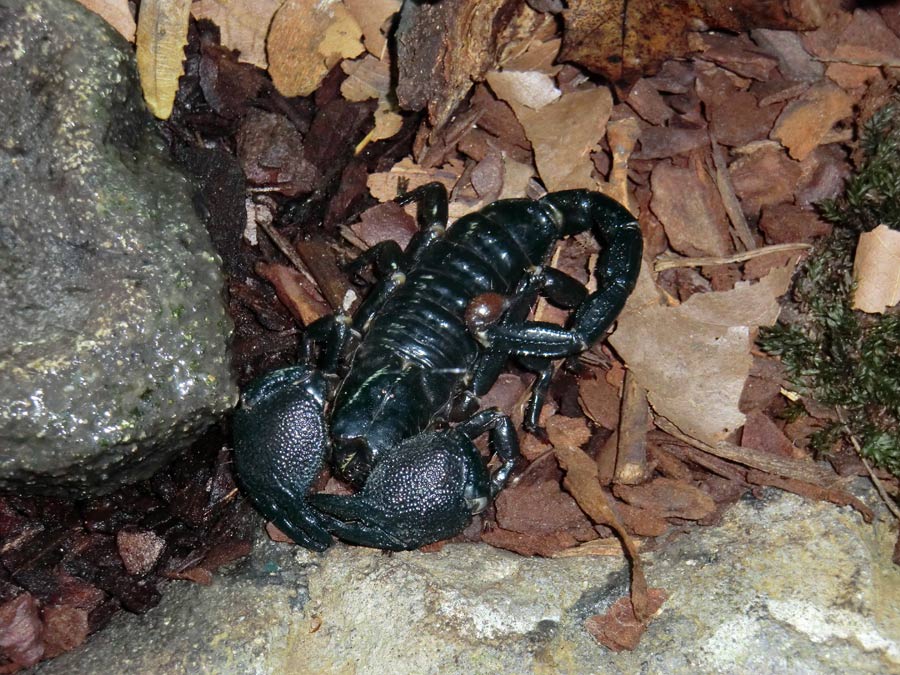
[0,0,236,494]
[37,484,900,674]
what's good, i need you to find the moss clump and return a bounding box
[759,99,900,476]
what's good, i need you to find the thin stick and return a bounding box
[654,243,812,271]
[836,406,900,522]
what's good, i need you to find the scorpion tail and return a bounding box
[232,366,335,551]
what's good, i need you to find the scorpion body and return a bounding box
[233,184,642,550]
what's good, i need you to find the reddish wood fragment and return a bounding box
[584,588,668,652]
[480,527,581,557]
[738,356,785,415]
[647,444,693,482]
[352,201,418,250]
[709,91,783,148]
[614,371,649,485]
[742,411,803,460]
[546,414,592,451]
[614,477,716,521]
[578,374,621,430]
[759,203,832,244]
[236,109,322,196]
[649,158,731,257]
[256,262,331,327]
[753,29,824,82]
[771,81,854,160]
[554,445,649,619]
[495,481,597,539]
[795,145,850,208]
[609,499,669,537]
[116,530,165,576]
[625,79,673,126]
[41,605,89,658]
[634,127,709,160]
[294,239,349,316]
[690,32,778,80]
[745,470,874,522]
[0,593,43,667]
[729,144,801,216]
[167,567,214,585]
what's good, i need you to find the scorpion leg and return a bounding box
[349,183,451,331]
[312,408,519,550]
[232,366,334,551]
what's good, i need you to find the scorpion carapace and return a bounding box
[233,183,643,551]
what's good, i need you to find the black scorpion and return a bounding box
[233,183,643,551]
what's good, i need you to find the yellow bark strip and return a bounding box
[136,0,192,119]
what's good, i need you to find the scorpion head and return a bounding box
[312,429,492,550]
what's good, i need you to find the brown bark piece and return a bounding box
[759,203,832,244]
[615,371,650,485]
[578,374,621,430]
[649,157,732,257]
[479,527,583,557]
[771,81,854,160]
[352,201,418,250]
[795,145,850,208]
[395,0,529,132]
[824,10,900,90]
[626,79,673,126]
[237,109,322,197]
[585,588,668,652]
[709,90,783,147]
[495,481,597,539]
[742,411,802,460]
[614,477,716,520]
[751,29,824,82]
[634,127,709,160]
[256,262,331,326]
[729,144,801,216]
[610,499,669,537]
[691,32,778,80]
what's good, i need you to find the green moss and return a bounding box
[758,98,900,477]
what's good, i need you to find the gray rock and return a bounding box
[0,0,237,493]
[36,485,900,674]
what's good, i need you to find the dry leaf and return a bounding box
[344,0,401,59]
[852,224,900,313]
[610,262,796,445]
[136,0,192,119]
[76,0,136,41]
[268,0,364,97]
[585,588,668,651]
[192,0,282,69]
[498,87,613,191]
[485,70,561,110]
[559,0,812,86]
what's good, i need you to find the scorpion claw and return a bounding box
[311,429,492,551]
[232,366,335,551]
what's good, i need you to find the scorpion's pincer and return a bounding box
[232,366,335,551]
